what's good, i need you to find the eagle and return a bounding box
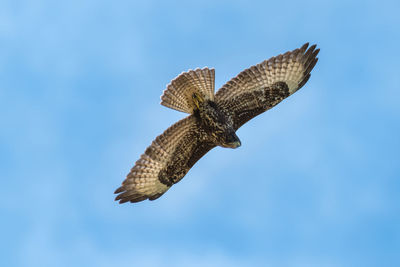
[115,43,319,204]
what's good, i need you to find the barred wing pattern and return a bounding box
[115,116,203,203]
[115,43,319,204]
[160,68,215,114]
[216,43,319,129]
[219,81,293,130]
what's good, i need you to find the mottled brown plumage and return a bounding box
[115,43,319,204]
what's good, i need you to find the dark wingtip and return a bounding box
[114,186,124,194]
[298,73,311,89]
[296,43,319,90]
[114,186,126,203]
[300,42,309,52]
[308,44,317,52]
[313,48,320,59]
[302,44,319,72]
[303,44,316,59]
[118,198,130,204]
[114,188,150,204]
[129,196,148,203]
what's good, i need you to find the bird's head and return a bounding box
[194,98,241,149]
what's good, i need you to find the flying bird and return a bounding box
[115,43,319,204]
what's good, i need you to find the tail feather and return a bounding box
[160,68,215,114]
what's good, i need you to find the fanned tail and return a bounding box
[160,68,215,114]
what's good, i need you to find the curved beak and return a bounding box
[227,140,241,148]
[224,132,241,149]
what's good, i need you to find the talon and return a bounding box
[192,93,204,109]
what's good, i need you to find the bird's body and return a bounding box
[194,97,240,148]
[115,43,319,204]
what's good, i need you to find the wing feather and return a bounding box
[215,43,319,102]
[216,43,319,129]
[116,43,319,204]
[115,116,215,203]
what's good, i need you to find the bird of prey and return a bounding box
[115,43,319,204]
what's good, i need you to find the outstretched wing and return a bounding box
[115,115,216,203]
[215,43,319,129]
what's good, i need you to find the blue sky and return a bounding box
[1,0,399,266]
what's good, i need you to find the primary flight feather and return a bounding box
[115,43,319,204]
